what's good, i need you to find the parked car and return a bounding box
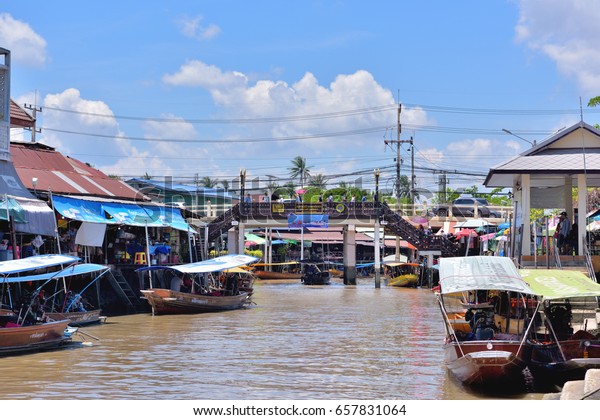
[431,197,500,218]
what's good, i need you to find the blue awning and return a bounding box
[52,195,193,232]
[102,202,192,231]
[53,195,109,224]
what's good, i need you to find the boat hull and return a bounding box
[444,340,531,386]
[387,274,419,287]
[141,288,251,315]
[0,319,72,356]
[253,270,302,280]
[302,272,331,285]
[529,337,600,385]
[47,309,104,326]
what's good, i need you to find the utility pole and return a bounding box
[384,103,413,209]
[24,103,42,143]
[410,136,415,206]
[437,173,448,203]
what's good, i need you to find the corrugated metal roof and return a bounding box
[128,178,233,199]
[10,142,144,200]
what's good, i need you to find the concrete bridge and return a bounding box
[200,202,461,285]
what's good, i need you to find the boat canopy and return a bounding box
[439,256,535,295]
[0,254,80,276]
[4,263,110,284]
[136,254,259,274]
[520,269,600,300]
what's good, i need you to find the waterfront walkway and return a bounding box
[545,369,600,400]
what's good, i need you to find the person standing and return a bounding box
[557,211,571,254]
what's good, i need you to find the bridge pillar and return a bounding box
[237,222,245,255]
[227,222,246,255]
[374,220,381,288]
[227,229,237,254]
[343,224,357,285]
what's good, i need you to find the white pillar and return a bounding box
[578,174,587,256]
[238,223,245,255]
[521,174,531,256]
[374,220,381,288]
[343,224,356,285]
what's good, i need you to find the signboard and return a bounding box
[294,203,323,214]
[288,213,328,228]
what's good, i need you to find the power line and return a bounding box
[42,104,396,124]
[41,125,392,143]
[40,102,600,123]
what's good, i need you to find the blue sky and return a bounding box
[2,0,600,199]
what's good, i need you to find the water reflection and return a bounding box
[0,279,545,400]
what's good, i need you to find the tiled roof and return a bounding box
[9,100,35,128]
[492,152,600,173]
[485,121,600,187]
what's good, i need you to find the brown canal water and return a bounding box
[0,278,546,400]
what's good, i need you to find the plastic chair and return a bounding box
[134,252,147,265]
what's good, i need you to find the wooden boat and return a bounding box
[46,308,105,326]
[520,269,600,385]
[251,262,302,280]
[385,262,422,287]
[138,254,259,315]
[0,318,73,356]
[0,254,86,355]
[141,288,250,314]
[437,256,540,387]
[17,262,111,326]
[300,259,331,285]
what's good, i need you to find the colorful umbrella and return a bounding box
[455,228,478,238]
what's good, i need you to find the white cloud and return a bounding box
[163,60,248,92]
[33,87,255,178]
[162,63,434,164]
[515,0,600,93]
[0,13,47,67]
[177,15,221,40]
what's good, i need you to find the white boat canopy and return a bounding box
[0,254,80,276]
[136,254,259,274]
[520,269,600,300]
[439,256,535,295]
[3,263,110,284]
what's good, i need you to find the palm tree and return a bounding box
[288,156,312,188]
[200,176,219,188]
[283,181,296,198]
[308,173,327,189]
[220,179,230,191]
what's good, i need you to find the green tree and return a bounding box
[588,96,600,129]
[220,179,230,191]
[282,181,296,198]
[308,173,328,189]
[200,176,219,188]
[288,156,312,188]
